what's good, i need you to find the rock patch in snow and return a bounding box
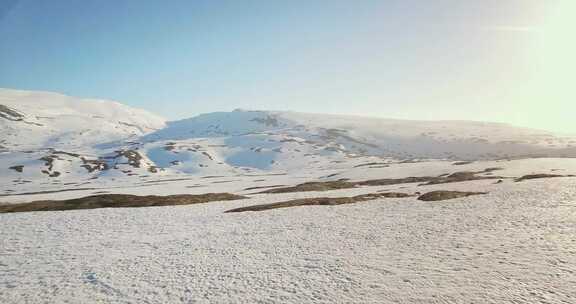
[417,190,487,201]
[226,192,413,213]
[0,193,246,214]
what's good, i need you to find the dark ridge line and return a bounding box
[0,188,97,197]
[226,192,413,213]
[0,193,246,214]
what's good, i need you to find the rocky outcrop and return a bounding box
[0,193,246,214]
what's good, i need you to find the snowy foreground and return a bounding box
[2,158,576,303]
[2,89,576,303]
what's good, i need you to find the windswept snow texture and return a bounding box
[2,160,576,303]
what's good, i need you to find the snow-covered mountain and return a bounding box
[1,88,575,194]
[146,109,576,160]
[0,88,165,151]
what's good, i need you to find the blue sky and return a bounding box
[0,0,573,133]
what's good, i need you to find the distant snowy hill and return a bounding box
[0,88,165,151]
[1,88,575,194]
[146,109,576,161]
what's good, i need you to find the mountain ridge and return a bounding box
[1,88,575,195]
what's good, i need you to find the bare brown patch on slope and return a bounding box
[417,191,486,201]
[357,177,434,186]
[259,180,357,193]
[515,174,576,182]
[0,193,246,214]
[422,169,503,185]
[226,192,413,213]
[258,168,504,194]
[243,185,287,191]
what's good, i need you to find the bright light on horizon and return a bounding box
[518,0,576,133]
[0,0,574,134]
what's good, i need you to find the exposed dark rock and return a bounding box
[0,104,24,121]
[354,162,389,168]
[259,180,357,193]
[202,152,214,161]
[115,150,143,168]
[417,191,487,201]
[250,115,279,127]
[164,143,176,151]
[0,193,246,214]
[259,169,505,194]
[484,167,503,172]
[321,173,339,179]
[243,185,287,191]
[357,177,433,186]
[515,174,575,182]
[81,159,109,173]
[453,161,474,165]
[422,169,503,185]
[39,156,56,171]
[0,188,100,198]
[52,150,81,158]
[226,192,413,213]
[9,165,24,173]
[41,170,61,178]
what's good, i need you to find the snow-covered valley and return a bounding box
[2,89,576,303]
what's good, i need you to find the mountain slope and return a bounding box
[0,88,165,151]
[144,109,576,161]
[1,88,575,195]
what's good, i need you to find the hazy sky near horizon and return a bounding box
[0,0,574,133]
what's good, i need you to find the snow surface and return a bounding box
[0,88,165,151]
[2,88,576,303]
[2,164,576,303]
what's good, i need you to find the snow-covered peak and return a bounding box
[0,88,165,129]
[146,109,568,147]
[2,89,576,195]
[0,88,166,151]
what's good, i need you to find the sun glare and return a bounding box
[516,0,576,132]
[531,0,576,96]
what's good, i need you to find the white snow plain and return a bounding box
[2,158,576,303]
[2,89,576,303]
